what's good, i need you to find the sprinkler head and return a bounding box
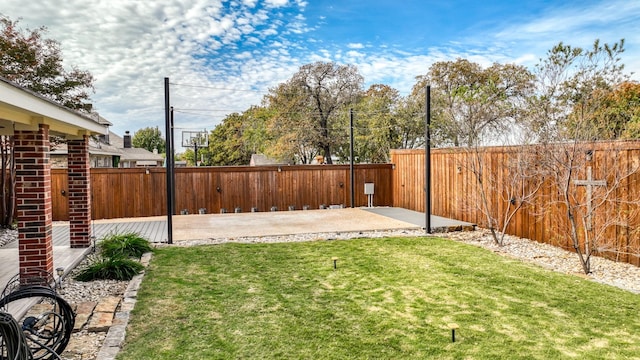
[449,323,459,342]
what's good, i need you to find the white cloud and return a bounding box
[346,0,640,95]
[492,0,640,72]
[260,27,279,37]
[242,0,258,7]
[0,0,310,136]
[348,43,364,49]
[264,0,289,8]
[235,51,253,59]
[507,1,640,38]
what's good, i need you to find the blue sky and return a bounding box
[1,0,639,140]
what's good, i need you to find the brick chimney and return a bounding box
[123,131,132,148]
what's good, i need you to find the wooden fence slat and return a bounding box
[391,142,640,267]
[52,164,394,220]
[48,142,640,267]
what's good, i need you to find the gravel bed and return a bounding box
[0,227,17,247]
[61,253,129,304]
[60,253,129,360]
[441,229,640,294]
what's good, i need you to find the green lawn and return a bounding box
[118,237,640,359]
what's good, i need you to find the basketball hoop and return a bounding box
[182,130,208,148]
[182,130,208,166]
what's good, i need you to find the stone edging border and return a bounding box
[95,252,152,360]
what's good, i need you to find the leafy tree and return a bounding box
[265,91,320,164]
[528,39,627,142]
[132,127,165,154]
[404,76,454,148]
[0,16,95,227]
[207,113,252,166]
[242,106,274,158]
[265,62,363,164]
[408,59,534,245]
[417,59,534,147]
[612,82,640,138]
[393,79,452,149]
[199,106,274,166]
[336,84,404,163]
[394,94,430,150]
[0,17,94,110]
[572,81,640,139]
[530,39,630,274]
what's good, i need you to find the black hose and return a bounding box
[0,285,74,360]
[0,311,32,360]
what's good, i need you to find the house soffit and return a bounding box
[0,78,106,138]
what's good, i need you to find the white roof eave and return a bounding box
[0,78,106,137]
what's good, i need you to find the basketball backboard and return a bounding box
[181,130,208,148]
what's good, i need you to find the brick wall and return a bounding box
[14,124,53,280]
[68,137,92,248]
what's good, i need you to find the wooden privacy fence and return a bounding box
[52,164,393,220]
[391,141,640,266]
[51,141,640,266]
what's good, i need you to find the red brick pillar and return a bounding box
[15,124,53,281]
[67,136,92,248]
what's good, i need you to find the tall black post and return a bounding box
[170,106,175,215]
[425,85,432,234]
[164,78,173,244]
[350,108,355,208]
[194,143,199,167]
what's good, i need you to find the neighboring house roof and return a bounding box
[108,131,125,148]
[106,131,163,162]
[0,76,106,137]
[119,147,163,162]
[50,143,119,157]
[50,130,163,163]
[96,115,112,127]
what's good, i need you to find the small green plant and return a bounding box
[74,232,152,282]
[74,256,145,281]
[99,232,153,259]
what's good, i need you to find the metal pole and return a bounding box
[164,78,173,244]
[194,143,198,167]
[350,108,355,208]
[170,106,175,215]
[425,85,432,234]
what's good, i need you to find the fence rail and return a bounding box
[391,142,640,267]
[52,164,393,220]
[50,141,640,267]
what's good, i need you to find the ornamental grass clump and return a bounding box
[99,232,154,259]
[74,256,145,281]
[75,232,152,281]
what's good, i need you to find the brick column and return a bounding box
[67,136,92,248]
[15,124,53,281]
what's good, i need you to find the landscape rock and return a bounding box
[93,296,121,314]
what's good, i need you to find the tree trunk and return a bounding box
[0,136,15,228]
[563,180,591,274]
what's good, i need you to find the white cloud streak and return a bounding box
[1,0,306,135]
